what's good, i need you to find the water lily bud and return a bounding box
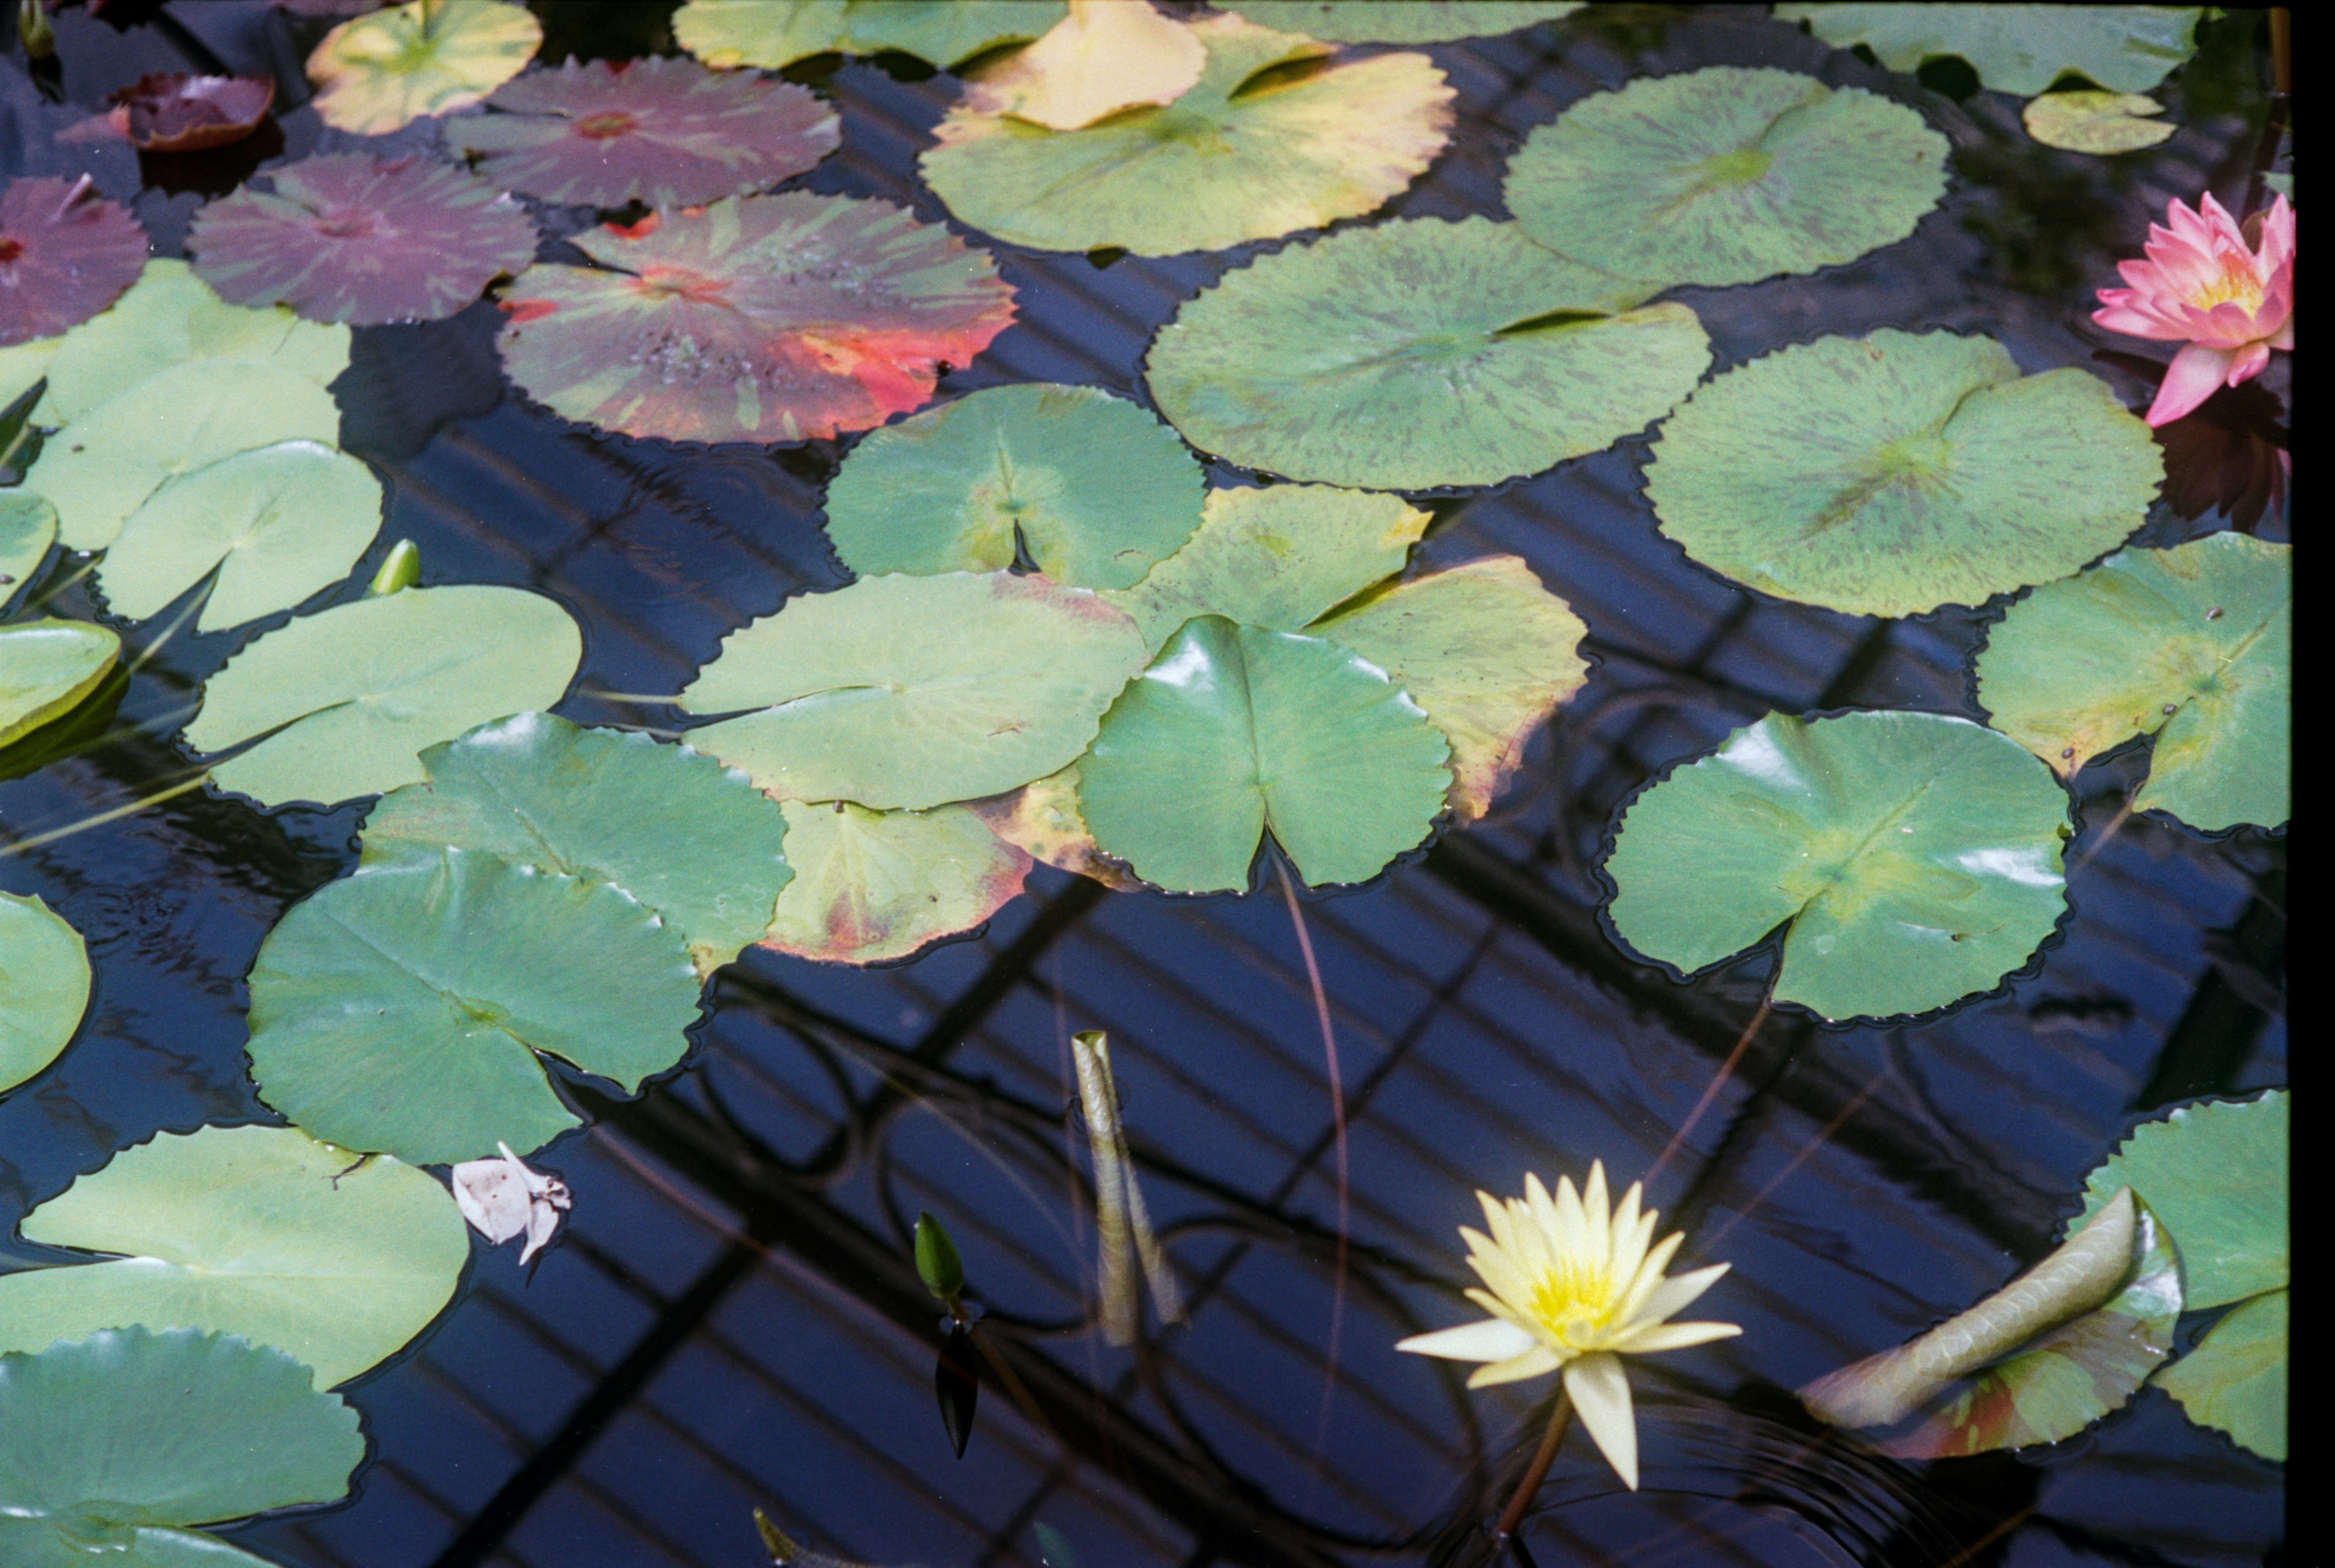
[914,1209,965,1301]
[367,537,421,596]
[18,0,55,60]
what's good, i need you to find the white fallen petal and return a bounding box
[450,1152,534,1246]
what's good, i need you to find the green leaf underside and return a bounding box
[0,1124,466,1386]
[247,846,704,1164]
[1313,555,1588,819]
[2155,1288,2286,1460]
[1605,710,2070,1022]
[1773,4,2205,95]
[1504,66,1948,292]
[1078,616,1450,893]
[1147,216,1709,490]
[1645,330,2161,617]
[0,1328,362,1549]
[0,619,120,750]
[1976,533,2289,833]
[682,571,1148,811]
[2076,1090,2287,1310]
[1,892,90,1096]
[764,799,1031,965]
[1103,484,1430,650]
[26,359,343,552]
[95,441,384,633]
[1228,2,1582,43]
[921,14,1455,257]
[824,383,1202,590]
[1,493,58,611]
[1877,1197,2182,1458]
[2022,90,2176,154]
[360,712,792,971]
[673,0,1067,70]
[184,584,582,808]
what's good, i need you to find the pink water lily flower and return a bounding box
[2095,192,2294,426]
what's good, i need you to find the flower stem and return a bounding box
[1491,1386,1573,1549]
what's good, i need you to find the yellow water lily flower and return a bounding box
[1398,1162,1741,1489]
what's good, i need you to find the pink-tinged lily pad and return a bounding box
[445,56,839,211]
[186,152,538,327]
[0,176,148,347]
[110,73,277,152]
[496,192,1016,445]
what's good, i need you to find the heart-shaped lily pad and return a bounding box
[1975,532,2289,833]
[1773,4,2205,95]
[0,176,148,349]
[1102,483,1428,649]
[673,0,1067,71]
[1504,66,1948,292]
[1,892,89,1096]
[446,56,840,210]
[1,493,56,610]
[1229,1,1582,41]
[823,383,1202,590]
[184,584,582,808]
[1147,216,1710,490]
[306,0,543,135]
[682,571,1147,809]
[188,152,539,327]
[0,1327,364,1567]
[495,193,1016,445]
[95,439,384,633]
[0,1123,466,1386]
[25,357,342,551]
[2023,90,2175,154]
[1645,330,2162,617]
[1313,555,1588,820]
[964,0,1206,131]
[764,798,1031,966]
[360,712,792,972]
[1078,615,1451,893]
[0,619,120,750]
[922,14,1453,257]
[2155,1286,2285,1461]
[248,845,705,1163]
[1605,710,2072,1023]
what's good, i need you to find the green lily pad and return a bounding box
[1078,615,1450,893]
[1975,533,2289,833]
[0,1123,466,1386]
[359,712,792,973]
[823,383,1202,590]
[2077,1091,2287,1310]
[28,260,349,429]
[0,1327,363,1567]
[184,584,582,808]
[1313,555,1588,821]
[248,845,705,1165]
[673,0,1067,70]
[25,359,342,552]
[1,892,89,1096]
[920,14,1454,257]
[2155,1288,2286,1461]
[1102,484,1430,650]
[1503,66,1949,292]
[1147,216,1710,490]
[1644,330,2161,617]
[680,571,1148,810]
[764,798,1031,965]
[0,493,56,611]
[0,619,120,750]
[306,0,543,136]
[95,440,383,633]
[1605,710,2071,1023]
[1773,4,2204,95]
[1228,2,1582,43]
[2023,90,2176,154]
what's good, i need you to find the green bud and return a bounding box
[19,0,55,59]
[914,1209,966,1301]
[752,1508,802,1564]
[366,538,421,596]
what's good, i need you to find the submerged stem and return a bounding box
[1646,992,1770,1184]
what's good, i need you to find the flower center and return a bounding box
[2188,253,2267,315]
[1526,1260,1618,1348]
[574,110,637,140]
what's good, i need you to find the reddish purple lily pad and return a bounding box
[496,192,1017,445]
[1,175,148,347]
[110,72,277,152]
[186,152,538,327]
[445,56,839,211]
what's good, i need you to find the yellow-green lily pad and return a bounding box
[2023,90,2176,154]
[305,0,542,136]
[0,618,119,750]
[763,798,1031,966]
[0,492,56,611]
[1,891,89,1097]
[673,0,1067,70]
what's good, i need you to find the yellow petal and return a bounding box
[1610,1318,1742,1354]
[1465,1345,1563,1388]
[1562,1352,1640,1489]
[1396,1316,1541,1363]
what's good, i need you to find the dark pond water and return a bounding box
[0,4,2288,1567]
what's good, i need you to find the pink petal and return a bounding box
[2259,196,2295,269]
[2146,342,2238,426]
[2226,341,2271,385]
[2094,301,2187,340]
[2269,316,2294,350]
